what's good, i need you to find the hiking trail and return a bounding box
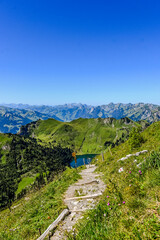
[50,164,106,240]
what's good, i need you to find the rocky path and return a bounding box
[51,165,106,240]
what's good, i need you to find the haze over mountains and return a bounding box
[0,106,61,134]
[0,102,160,133]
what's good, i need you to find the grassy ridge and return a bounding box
[67,122,160,239]
[0,167,81,240]
[20,117,144,153]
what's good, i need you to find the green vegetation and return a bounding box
[1,117,160,240]
[16,176,36,195]
[1,102,160,134]
[128,127,145,149]
[20,117,144,153]
[0,167,80,240]
[67,122,160,239]
[0,133,12,163]
[0,134,72,209]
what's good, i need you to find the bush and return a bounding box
[129,127,144,149]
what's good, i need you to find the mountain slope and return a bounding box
[2,102,160,123]
[68,121,160,239]
[19,117,148,153]
[0,122,159,239]
[0,132,73,210]
[0,106,62,134]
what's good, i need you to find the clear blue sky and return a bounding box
[0,0,160,106]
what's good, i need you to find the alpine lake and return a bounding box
[70,154,98,168]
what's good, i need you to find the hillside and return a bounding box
[2,102,160,123]
[0,132,72,211]
[0,121,159,240]
[0,106,61,134]
[67,122,160,239]
[0,167,80,240]
[19,117,148,153]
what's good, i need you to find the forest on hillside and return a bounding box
[0,134,72,210]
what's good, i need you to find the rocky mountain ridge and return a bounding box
[0,106,61,134]
[0,102,160,133]
[2,102,160,123]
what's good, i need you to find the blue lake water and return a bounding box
[70,154,97,168]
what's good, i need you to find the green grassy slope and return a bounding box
[0,167,80,240]
[67,122,160,239]
[0,133,12,150]
[1,121,159,240]
[20,117,145,153]
[0,133,12,163]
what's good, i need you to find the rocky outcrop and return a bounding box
[2,102,160,124]
[117,150,148,162]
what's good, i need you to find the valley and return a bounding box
[0,116,159,239]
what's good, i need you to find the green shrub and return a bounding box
[128,127,144,149]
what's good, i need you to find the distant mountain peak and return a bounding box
[0,102,160,134]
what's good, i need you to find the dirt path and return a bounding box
[51,164,106,240]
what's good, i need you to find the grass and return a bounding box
[67,122,160,239]
[1,120,160,239]
[74,188,84,197]
[25,117,142,154]
[16,176,36,195]
[0,167,81,240]
[0,133,12,163]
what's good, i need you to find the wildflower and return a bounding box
[118,203,121,206]
[123,201,125,204]
[118,167,124,173]
[107,202,110,206]
[109,208,112,210]
[139,170,141,173]
[129,171,131,173]
[129,184,132,187]
[104,213,106,217]
[107,196,109,198]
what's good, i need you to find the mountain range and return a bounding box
[0,106,61,134]
[0,102,160,133]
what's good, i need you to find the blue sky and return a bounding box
[0,0,160,105]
